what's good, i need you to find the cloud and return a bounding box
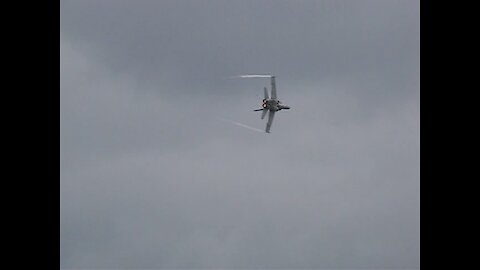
[61,0,419,269]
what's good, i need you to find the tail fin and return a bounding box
[261,108,268,119]
[255,108,268,119]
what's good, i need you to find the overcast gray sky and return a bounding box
[60,0,419,269]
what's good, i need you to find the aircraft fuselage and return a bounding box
[262,99,290,111]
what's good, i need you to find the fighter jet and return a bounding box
[253,76,290,133]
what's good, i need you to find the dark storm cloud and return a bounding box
[61,0,419,269]
[61,0,418,97]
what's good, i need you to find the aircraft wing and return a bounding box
[270,76,277,100]
[266,110,275,133]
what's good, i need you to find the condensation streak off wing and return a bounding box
[233,74,273,78]
[218,118,265,133]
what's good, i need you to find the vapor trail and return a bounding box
[219,118,265,133]
[232,74,272,78]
